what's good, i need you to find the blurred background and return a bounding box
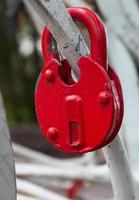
[0,0,139,199]
[0,0,40,123]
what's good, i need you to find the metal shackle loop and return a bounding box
[42,7,108,70]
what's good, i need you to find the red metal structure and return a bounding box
[35,7,124,153]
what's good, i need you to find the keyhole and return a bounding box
[69,121,81,148]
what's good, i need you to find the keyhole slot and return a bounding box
[69,121,81,148]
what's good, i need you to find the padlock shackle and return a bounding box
[70,7,108,70]
[42,7,107,70]
[42,28,60,62]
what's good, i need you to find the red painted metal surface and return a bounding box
[35,7,124,153]
[35,57,116,153]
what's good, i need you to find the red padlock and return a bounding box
[42,8,124,146]
[35,7,124,153]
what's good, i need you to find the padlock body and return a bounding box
[35,56,117,153]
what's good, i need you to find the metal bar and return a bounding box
[104,136,135,200]
[0,92,16,200]
[13,143,91,167]
[15,163,110,182]
[96,0,139,65]
[17,179,69,200]
[108,28,139,169]
[23,0,135,199]
[63,0,92,8]
[23,0,90,77]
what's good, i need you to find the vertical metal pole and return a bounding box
[104,136,135,200]
[0,92,16,200]
[108,30,139,169]
[23,0,135,199]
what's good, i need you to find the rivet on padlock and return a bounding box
[47,127,59,140]
[44,69,55,82]
[99,91,111,105]
[35,7,124,154]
